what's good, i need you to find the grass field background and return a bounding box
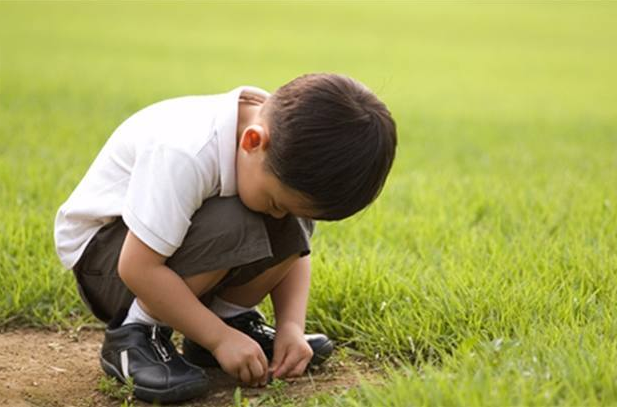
[1,2,616,405]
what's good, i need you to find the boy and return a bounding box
[54,73,397,403]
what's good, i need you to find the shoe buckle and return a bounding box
[248,317,275,341]
[150,326,172,362]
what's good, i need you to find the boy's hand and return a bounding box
[269,322,313,379]
[212,327,269,386]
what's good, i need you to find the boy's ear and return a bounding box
[240,125,270,152]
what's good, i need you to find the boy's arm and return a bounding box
[118,231,269,386]
[269,255,313,378]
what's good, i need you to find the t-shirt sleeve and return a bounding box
[122,145,211,257]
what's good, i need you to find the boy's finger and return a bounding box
[257,349,269,374]
[257,351,269,385]
[249,359,265,386]
[239,366,252,384]
[288,358,310,377]
[269,345,286,373]
[260,357,269,380]
[274,353,302,379]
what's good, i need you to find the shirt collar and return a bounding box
[215,85,271,197]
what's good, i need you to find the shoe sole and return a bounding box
[100,355,208,404]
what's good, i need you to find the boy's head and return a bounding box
[237,73,397,221]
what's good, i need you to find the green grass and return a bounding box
[1,2,616,406]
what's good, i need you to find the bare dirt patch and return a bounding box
[0,328,375,406]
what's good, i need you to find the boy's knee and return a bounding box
[166,196,312,295]
[166,196,268,275]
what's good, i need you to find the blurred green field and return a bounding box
[1,2,616,406]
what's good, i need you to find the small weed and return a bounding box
[97,375,135,406]
[232,379,296,407]
[256,379,296,406]
[233,386,250,407]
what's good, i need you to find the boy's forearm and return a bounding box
[121,263,228,351]
[270,255,311,332]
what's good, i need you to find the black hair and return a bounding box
[263,73,397,221]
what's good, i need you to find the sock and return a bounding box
[208,296,254,319]
[122,298,164,326]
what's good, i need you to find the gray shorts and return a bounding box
[72,196,314,323]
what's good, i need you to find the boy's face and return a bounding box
[236,125,315,219]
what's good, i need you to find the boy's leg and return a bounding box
[182,251,333,370]
[181,211,334,369]
[72,197,277,323]
[216,253,300,308]
[72,197,295,403]
[73,196,327,400]
[130,268,229,324]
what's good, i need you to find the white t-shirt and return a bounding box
[54,85,270,269]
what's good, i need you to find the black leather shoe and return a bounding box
[100,322,209,404]
[183,310,334,369]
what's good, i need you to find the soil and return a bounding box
[0,328,376,407]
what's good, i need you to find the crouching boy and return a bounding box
[54,73,397,403]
